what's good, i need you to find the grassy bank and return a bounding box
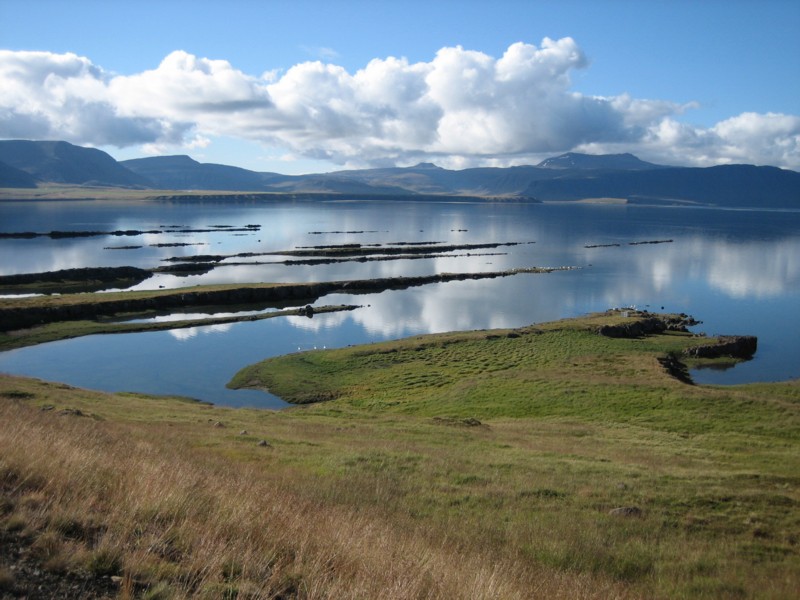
[1,311,799,598]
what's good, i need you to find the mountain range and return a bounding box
[1,139,798,209]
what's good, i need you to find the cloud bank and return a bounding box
[1,40,798,169]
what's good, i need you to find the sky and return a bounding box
[1,0,799,174]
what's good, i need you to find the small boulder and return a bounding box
[257,440,271,447]
[58,408,83,417]
[609,506,643,517]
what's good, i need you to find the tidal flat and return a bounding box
[1,309,797,599]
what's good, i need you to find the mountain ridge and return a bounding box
[1,140,798,209]
[535,152,665,170]
[0,140,150,188]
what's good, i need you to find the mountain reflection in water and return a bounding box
[0,201,798,406]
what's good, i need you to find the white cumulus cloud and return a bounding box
[1,41,798,169]
[0,50,191,146]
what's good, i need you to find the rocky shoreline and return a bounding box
[596,311,701,337]
[684,335,757,359]
[595,309,758,382]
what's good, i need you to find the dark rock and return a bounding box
[684,335,757,359]
[431,416,485,428]
[598,312,700,338]
[658,354,694,384]
[0,527,121,599]
[58,408,84,417]
[597,317,667,338]
[257,440,271,447]
[609,506,643,517]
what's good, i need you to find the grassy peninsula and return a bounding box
[1,310,798,598]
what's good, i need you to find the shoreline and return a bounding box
[229,309,760,406]
[0,267,575,349]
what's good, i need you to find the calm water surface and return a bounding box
[1,200,798,408]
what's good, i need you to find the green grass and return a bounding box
[2,310,799,598]
[231,312,794,434]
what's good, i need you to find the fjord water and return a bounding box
[1,200,798,408]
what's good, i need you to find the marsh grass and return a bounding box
[1,311,799,598]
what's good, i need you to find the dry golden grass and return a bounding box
[0,392,631,599]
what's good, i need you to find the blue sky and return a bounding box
[1,0,798,173]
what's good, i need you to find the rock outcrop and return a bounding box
[597,317,668,338]
[596,311,700,338]
[684,336,757,359]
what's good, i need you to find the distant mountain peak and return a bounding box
[409,162,442,170]
[122,155,200,167]
[537,152,662,171]
[0,139,151,188]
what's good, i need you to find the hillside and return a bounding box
[524,163,800,208]
[0,161,37,188]
[120,154,281,191]
[0,140,150,187]
[121,155,421,195]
